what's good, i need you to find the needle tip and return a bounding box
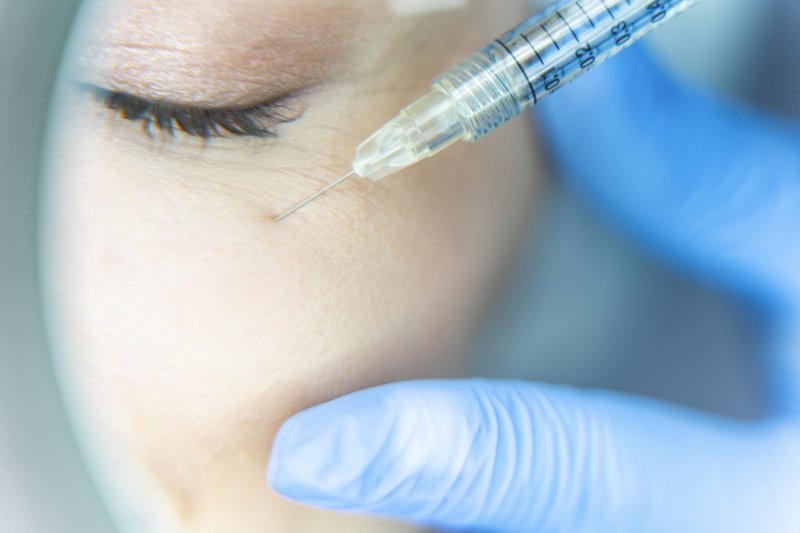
[274,171,356,222]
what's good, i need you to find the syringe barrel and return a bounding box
[354,0,698,181]
[440,0,698,142]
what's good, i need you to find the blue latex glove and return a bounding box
[268,47,800,532]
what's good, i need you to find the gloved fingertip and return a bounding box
[267,381,492,521]
[267,394,390,509]
[267,413,319,503]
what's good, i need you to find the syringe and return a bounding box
[276,0,698,221]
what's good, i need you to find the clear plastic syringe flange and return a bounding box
[353,0,698,182]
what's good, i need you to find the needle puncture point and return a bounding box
[274,171,356,222]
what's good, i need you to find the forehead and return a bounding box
[86,0,374,43]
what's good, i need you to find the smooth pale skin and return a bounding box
[43,0,539,532]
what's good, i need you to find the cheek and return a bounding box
[45,155,455,458]
[44,94,537,497]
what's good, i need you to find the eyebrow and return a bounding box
[76,0,382,107]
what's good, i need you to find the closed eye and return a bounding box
[89,86,301,140]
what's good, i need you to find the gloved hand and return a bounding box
[267,47,800,532]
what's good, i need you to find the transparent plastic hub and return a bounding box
[354,89,466,181]
[353,0,698,182]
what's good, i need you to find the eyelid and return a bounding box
[85,84,302,139]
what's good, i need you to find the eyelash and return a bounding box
[92,88,298,139]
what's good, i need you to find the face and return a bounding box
[43,1,539,531]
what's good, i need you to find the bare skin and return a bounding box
[43,1,540,531]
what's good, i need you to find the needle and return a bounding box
[274,171,356,222]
